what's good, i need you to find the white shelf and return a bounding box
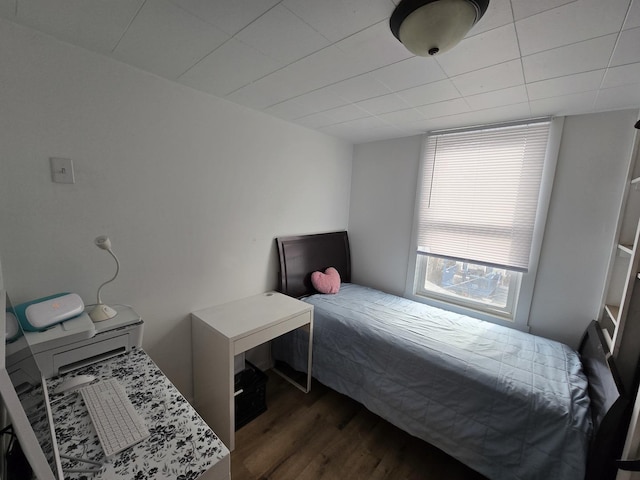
[619,243,634,255]
[604,304,620,327]
[609,123,640,466]
[600,129,640,364]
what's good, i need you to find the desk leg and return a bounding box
[306,319,313,392]
[272,321,313,393]
[192,318,234,450]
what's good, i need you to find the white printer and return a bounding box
[19,305,143,378]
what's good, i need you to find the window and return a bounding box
[408,119,560,324]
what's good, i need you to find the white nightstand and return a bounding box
[191,292,313,450]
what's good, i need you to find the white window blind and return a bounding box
[417,120,551,272]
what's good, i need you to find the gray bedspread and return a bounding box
[272,283,591,480]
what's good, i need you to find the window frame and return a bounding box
[404,117,564,330]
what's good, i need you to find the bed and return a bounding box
[272,231,629,480]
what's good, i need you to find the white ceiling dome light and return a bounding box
[390,0,490,56]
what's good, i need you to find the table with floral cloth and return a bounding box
[48,348,229,480]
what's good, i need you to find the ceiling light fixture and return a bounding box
[390,0,490,56]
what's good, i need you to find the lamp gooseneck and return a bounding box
[89,235,120,322]
[95,248,120,305]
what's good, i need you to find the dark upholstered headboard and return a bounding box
[579,320,629,480]
[276,231,351,298]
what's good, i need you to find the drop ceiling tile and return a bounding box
[610,27,640,66]
[522,35,617,83]
[14,0,144,53]
[511,0,575,21]
[397,79,461,107]
[263,100,310,121]
[246,45,377,105]
[290,87,350,112]
[468,0,513,35]
[293,46,362,86]
[332,115,389,130]
[224,82,286,110]
[437,102,532,129]
[377,108,425,125]
[465,85,529,110]
[323,104,370,122]
[263,88,349,120]
[317,124,350,140]
[529,91,597,116]
[526,70,605,100]
[359,127,415,143]
[417,98,470,119]
[595,83,640,111]
[231,72,304,108]
[436,24,520,77]
[328,73,392,102]
[319,117,396,143]
[318,123,360,138]
[179,37,281,96]
[296,112,336,128]
[602,63,640,88]
[356,93,412,115]
[0,0,15,17]
[335,20,412,72]
[234,5,330,64]
[451,59,524,96]
[516,0,628,56]
[171,0,280,36]
[371,56,447,92]
[113,0,229,79]
[624,0,640,29]
[282,0,393,43]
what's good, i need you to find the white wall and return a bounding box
[350,109,639,347]
[529,109,638,345]
[0,19,353,397]
[349,136,422,295]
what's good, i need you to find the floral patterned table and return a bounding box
[47,348,229,480]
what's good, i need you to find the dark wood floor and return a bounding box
[231,370,488,480]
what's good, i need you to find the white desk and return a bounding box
[191,292,313,450]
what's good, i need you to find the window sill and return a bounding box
[404,291,531,332]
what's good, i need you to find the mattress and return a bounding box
[272,283,591,480]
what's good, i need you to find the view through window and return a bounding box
[415,256,521,317]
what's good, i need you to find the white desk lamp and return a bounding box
[89,235,120,322]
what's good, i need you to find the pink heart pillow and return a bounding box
[311,267,341,294]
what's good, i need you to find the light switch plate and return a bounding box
[50,157,75,184]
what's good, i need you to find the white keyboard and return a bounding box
[79,378,150,457]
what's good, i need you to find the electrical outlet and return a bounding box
[50,157,75,184]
